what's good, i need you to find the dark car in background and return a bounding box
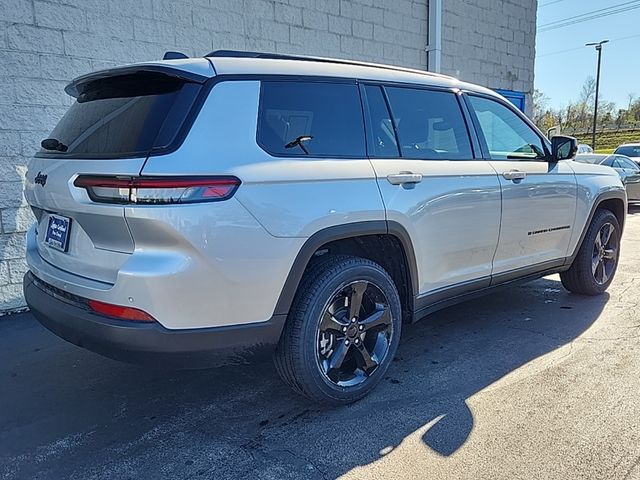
[614,144,640,165]
[576,153,640,202]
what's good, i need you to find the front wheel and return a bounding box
[274,255,402,405]
[561,209,621,295]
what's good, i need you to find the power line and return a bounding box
[536,46,584,58]
[540,4,640,31]
[536,33,640,58]
[539,3,640,32]
[538,0,640,32]
[539,0,568,7]
[539,0,640,28]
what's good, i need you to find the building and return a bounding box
[0,0,537,311]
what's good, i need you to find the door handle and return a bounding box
[503,169,526,181]
[387,172,423,185]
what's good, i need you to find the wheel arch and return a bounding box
[568,190,626,264]
[273,221,419,321]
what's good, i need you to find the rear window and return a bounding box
[614,145,640,157]
[258,81,365,157]
[38,72,201,158]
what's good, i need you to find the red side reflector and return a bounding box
[88,300,156,322]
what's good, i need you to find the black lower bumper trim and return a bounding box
[24,272,286,368]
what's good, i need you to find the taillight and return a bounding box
[74,176,241,204]
[88,299,156,322]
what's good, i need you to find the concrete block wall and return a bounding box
[0,0,538,312]
[440,0,537,114]
[0,0,430,312]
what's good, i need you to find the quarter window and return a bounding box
[384,87,473,160]
[258,81,365,157]
[468,95,545,160]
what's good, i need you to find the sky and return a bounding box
[535,0,640,110]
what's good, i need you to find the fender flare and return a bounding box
[566,190,627,265]
[272,220,419,316]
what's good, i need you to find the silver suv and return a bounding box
[23,51,626,405]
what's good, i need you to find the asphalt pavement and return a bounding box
[2,209,640,480]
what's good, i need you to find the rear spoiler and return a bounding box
[65,60,215,98]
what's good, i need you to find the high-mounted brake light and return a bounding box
[73,176,241,204]
[88,299,156,322]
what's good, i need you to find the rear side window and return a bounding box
[601,156,615,167]
[384,87,473,160]
[258,81,365,157]
[38,72,201,158]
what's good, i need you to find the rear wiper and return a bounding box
[285,135,313,155]
[41,138,68,152]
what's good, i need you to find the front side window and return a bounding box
[616,156,639,171]
[258,81,365,157]
[468,95,546,161]
[384,87,473,160]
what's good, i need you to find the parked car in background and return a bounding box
[576,153,640,202]
[614,143,640,165]
[577,144,594,154]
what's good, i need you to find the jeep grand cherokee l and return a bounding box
[23,51,626,405]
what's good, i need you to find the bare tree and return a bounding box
[531,81,640,133]
[579,76,596,107]
[532,89,549,125]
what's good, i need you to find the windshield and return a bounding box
[38,72,201,158]
[614,145,640,157]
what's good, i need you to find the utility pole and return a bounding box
[586,40,608,150]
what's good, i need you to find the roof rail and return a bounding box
[205,50,450,79]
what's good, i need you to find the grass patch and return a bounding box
[574,129,640,150]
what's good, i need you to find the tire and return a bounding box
[560,209,621,295]
[274,255,402,405]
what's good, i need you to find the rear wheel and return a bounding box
[561,209,620,295]
[274,255,401,405]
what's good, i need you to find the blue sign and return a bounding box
[494,89,526,113]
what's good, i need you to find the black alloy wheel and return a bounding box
[561,208,621,295]
[275,255,402,405]
[315,280,393,387]
[591,222,618,285]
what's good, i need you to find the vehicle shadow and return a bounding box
[628,203,640,216]
[1,276,607,479]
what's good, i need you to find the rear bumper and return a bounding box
[24,272,286,368]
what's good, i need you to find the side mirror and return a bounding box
[550,135,578,161]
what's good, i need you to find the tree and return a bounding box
[579,76,596,108]
[532,89,550,126]
[531,79,640,133]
